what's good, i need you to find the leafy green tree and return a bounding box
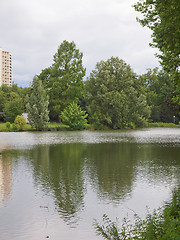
[141,68,179,123]
[0,91,4,112]
[0,84,28,113]
[14,115,26,131]
[133,0,180,85]
[85,57,150,129]
[26,76,49,130]
[39,40,86,120]
[61,102,88,130]
[3,93,24,123]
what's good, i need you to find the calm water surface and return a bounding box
[0,128,180,240]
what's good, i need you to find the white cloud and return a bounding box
[0,0,160,87]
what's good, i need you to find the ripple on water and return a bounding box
[0,128,180,150]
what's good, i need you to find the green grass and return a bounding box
[0,123,8,132]
[1,121,179,132]
[0,122,70,132]
[0,122,34,132]
[148,122,180,128]
[47,122,69,129]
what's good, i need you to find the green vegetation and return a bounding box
[38,40,86,121]
[5,122,11,131]
[133,0,180,85]
[140,68,179,123]
[26,76,49,131]
[3,93,24,123]
[0,122,70,132]
[85,57,150,129]
[95,190,180,240]
[148,122,180,128]
[0,34,179,131]
[61,102,88,130]
[14,115,27,131]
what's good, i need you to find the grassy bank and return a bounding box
[0,121,179,132]
[0,122,70,132]
[148,122,180,128]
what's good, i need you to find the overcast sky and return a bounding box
[0,0,160,87]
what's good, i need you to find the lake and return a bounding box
[0,128,180,240]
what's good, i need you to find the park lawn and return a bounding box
[0,122,69,132]
[148,122,180,128]
[0,123,8,132]
[48,122,69,129]
[1,121,178,132]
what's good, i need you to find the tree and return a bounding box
[3,92,24,123]
[140,68,180,123]
[133,0,180,85]
[61,102,88,130]
[0,90,4,112]
[26,76,49,130]
[85,57,150,129]
[39,40,86,120]
[14,115,26,131]
[0,84,28,112]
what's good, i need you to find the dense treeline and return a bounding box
[0,40,179,129]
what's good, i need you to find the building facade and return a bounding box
[0,47,12,87]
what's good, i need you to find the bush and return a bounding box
[14,115,26,131]
[60,102,88,130]
[95,190,180,240]
[11,123,20,132]
[6,122,11,131]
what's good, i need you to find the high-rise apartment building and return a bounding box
[0,47,12,87]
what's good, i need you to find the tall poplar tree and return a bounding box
[26,76,49,130]
[39,40,86,121]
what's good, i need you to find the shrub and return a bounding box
[14,115,26,131]
[95,190,180,240]
[60,102,88,130]
[11,123,19,132]
[6,122,11,131]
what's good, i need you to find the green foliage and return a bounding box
[61,102,88,130]
[5,122,11,131]
[0,84,29,122]
[3,98,24,123]
[26,76,49,131]
[38,40,86,120]
[11,123,19,132]
[0,91,4,112]
[148,122,179,128]
[95,190,180,240]
[85,57,150,129]
[141,68,180,123]
[133,0,180,84]
[14,115,26,131]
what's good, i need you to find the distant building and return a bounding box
[21,113,29,123]
[0,47,12,87]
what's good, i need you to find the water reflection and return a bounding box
[23,144,86,225]
[12,140,180,222]
[85,143,138,203]
[0,129,179,240]
[0,152,12,205]
[135,143,180,187]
